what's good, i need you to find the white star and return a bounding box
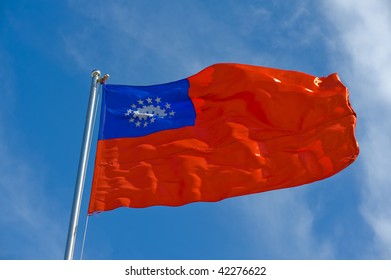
[146,97,153,103]
[169,111,175,116]
[155,97,161,103]
[129,118,135,123]
[165,102,171,109]
[150,118,156,123]
[137,99,144,105]
[143,122,148,127]
[131,104,137,108]
[125,109,132,116]
[135,121,141,127]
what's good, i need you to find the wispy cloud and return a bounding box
[0,142,64,259]
[64,0,272,81]
[0,51,65,259]
[323,0,391,258]
[238,189,334,259]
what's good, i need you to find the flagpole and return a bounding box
[64,70,101,260]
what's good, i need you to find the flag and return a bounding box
[88,63,359,214]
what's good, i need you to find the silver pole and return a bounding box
[64,70,101,260]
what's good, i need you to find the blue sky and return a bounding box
[0,0,390,260]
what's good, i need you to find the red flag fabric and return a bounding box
[88,63,359,214]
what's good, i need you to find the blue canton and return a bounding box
[99,79,196,140]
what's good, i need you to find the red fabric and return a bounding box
[88,63,359,214]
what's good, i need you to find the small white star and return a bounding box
[150,118,156,123]
[169,111,175,116]
[143,122,148,127]
[146,97,153,103]
[137,99,144,105]
[155,97,161,103]
[125,109,132,116]
[165,102,171,109]
[135,121,141,127]
[131,104,137,108]
[129,118,135,123]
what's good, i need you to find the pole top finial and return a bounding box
[91,70,101,78]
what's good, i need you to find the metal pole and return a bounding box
[64,70,101,260]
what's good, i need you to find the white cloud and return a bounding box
[64,0,271,80]
[238,190,334,259]
[324,0,391,258]
[0,51,65,259]
[0,115,65,260]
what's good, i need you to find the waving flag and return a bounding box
[88,63,359,214]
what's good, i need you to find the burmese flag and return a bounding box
[88,63,359,214]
